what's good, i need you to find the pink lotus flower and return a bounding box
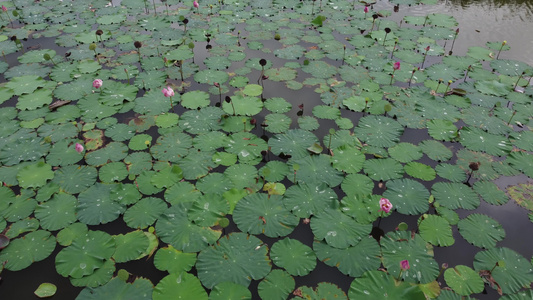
[2,5,7,12]
[75,143,84,153]
[92,79,103,89]
[393,61,401,71]
[162,86,174,97]
[364,6,369,13]
[193,0,199,8]
[400,260,410,270]
[425,45,430,52]
[378,198,392,213]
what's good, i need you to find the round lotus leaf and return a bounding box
[363,158,404,182]
[124,197,167,229]
[472,180,508,205]
[153,272,207,300]
[459,126,512,156]
[154,245,196,274]
[224,163,261,190]
[435,163,467,182]
[404,162,436,181]
[381,231,440,284]
[427,119,458,141]
[297,282,347,300]
[110,183,142,206]
[388,142,423,163]
[128,134,152,151]
[270,238,316,276]
[289,154,343,187]
[264,97,292,113]
[340,194,382,224]
[348,270,426,299]
[34,193,77,231]
[312,105,341,120]
[444,265,484,296]
[181,90,210,109]
[0,230,56,271]
[435,205,460,226]
[259,161,290,182]
[98,162,128,183]
[284,182,338,219]
[330,145,365,174]
[193,131,228,152]
[55,230,115,279]
[77,277,153,300]
[222,94,263,116]
[52,165,97,194]
[507,152,533,178]
[224,132,268,165]
[314,237,381,277]
[194,69,229,85]
[156,203,221,253]
[151,132,192,162]
[340,173,374,197]
[17,88,53,111]
[56,222,88,247]
[311,207,372,249]
[432,182,480,210]
[264,113,292,134]
[233,193,299,238]
[179,150,217,181]
[16,161,54,189]
[164,181,202,206]
[456,149,500,181]
[112,230,150,263]
[242,84,263,97]
[269,129,319,159]
[418,214,455,247]
[85,142,129,167]
[188,193,229,227]
[197,232,271,288]
[258,269,295,300]
[77,183,126,225]
[155,113,179,128]
[458,213,505,249]
[46,139,85,166]
[196,172,234,194]
[500,290,533,300]
[354,116,403,148]
[298,116,320,131]
[151,165,183,189]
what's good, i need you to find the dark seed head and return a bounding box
[259,58,267,66]
[183,18,189,25]
[469,162,480,171]
[384,27,391,33]
[372,14,379,20]
[134,41,142,49]
[96,29,103,36]
[225,96,231,103]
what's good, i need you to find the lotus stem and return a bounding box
[153,0,157,16]
[421,46,430,69]
[450,28,459,54]
[408,68,416,86]
[513,72,525,90]
[443,80,452,96]
[342,45,346,65]
[2,51,6,62]
[496,41,506,60]
[464,65,472,82]
[507,110,516,126]
[435,79,443,92]
[124,68,130,85]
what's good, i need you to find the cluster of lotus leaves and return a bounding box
[0,0,532,299]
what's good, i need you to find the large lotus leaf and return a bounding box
[459,126,512,156]
[419,140,453,162]
[134,88,177,115]
[5,75,47,96]
[151,165,183,188]
[264,97,292,113]
[151,132,192,162]
[500,290,533,300]
[473,181,508,205]
[187,193,229,227]
[475,80,512,96]
[179,150,218,180]
[0,230,56,271]
[46,139,85,166]
[233,193,298,238]
[112,230,150,263]
[348,270,426,299]
[98,162,128,183]
[179,107,224,135]
[268,129,319,160]
[34,193,77,231]
[383,179,430,215]
[16,161,54,189]
[270,238,316,276]
[509,131,533,152]
[85,142,129,167]
[458,213,505,249]
[507,152,533,178]
[443,265,485,296]
[76,277,153,300]
[474,247,533,295]
[164,181,202,206]
[363,158,404,181]
[330,145,365,174]
[181,90,210,109]
[124,197,168,229]
[224,132,267,165]
[314,237,381,277]
[55,230,115,279]
[196,173,234,195]
[156,203,221,253]
[222,94,263,116]
[4,217,39,239]
[154,245,196,274]
[312,105,341,120]
[427,119,458,141]
[52,165,97,194]
[196,232,271,288]
[0,135,50,166]
[259,161,291,182]
[339,193,382,224]
[258,269,295,300]
[284,182,338,219]
[432,182,480,210]
[388,142,423,163]
[16,88,52,111]
[153,272,208,300]
[419,214,455,247]
[354,116,403,148]
[77,183,126,225]
[209,282,252,300]
[311,207,371,249]
[435,163,467,182]
[381,231,440,284]
[290,155,343,187]
[340,173,374,197]
[404,162,436,181]
[456,149,500,181]
[194,69,229,85]
[263,113,292,133]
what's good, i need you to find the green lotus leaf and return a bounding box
[474,247,533,295]
[331,145,365,174]
[17,88,52,111]
[128,134,152,151]
[354,115,403,148]
[77,183,126,225]
[224,132,267,165]
[500,290,533,300]
[404,162,436,181]
[179,107,225,134]
[197,232,271,288]
[298,116,320,131]
[34,282,57,298]
[209,282,251,300]
[259,161,291,182]
[85,141,129,167]
[427,119,458,141]
[55,230,115,279]
[457,213,505,249]
[156,203,221,253]
[269,129,319,160]
[56,223,88,247]
[507,152,533,178]
[153,272,208,300]
[233,193,298,238]
[432,182,480,210]
[459,126,512,156]
[187,193,229,227]
[388,143,423,163]
[181,90,211,109]
[381,231,440,284]
[363,158,404,181]
[419,214,455,247]
[456,149,500,181]
[110,183,142,206]
[473,181,508,205]
[16,161,54,189]
[348,270,426,299]
[179,150,218,180]
[34,193,77,231]
[270,238,316,276]
[264,97,292,113]
[314,237,381,277]
[435,163,467,182]
[151,132,192,162]
[194,69,229,85]
[258,269,295,300]
[151,164,183,188]
[264,113,292,134]
[312,105,341,120]
[444,265,484,296]
[153,245,196,274]
[112,230,150,263]
[0,230,56,271]
[105,123,136,142]
[123,197,167,229]
[77,277,153,300]
[222,94,263,116]
[290,154,343,187]
[284,182,338,219]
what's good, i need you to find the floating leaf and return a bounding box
[444,265,484,296]
[458,213,505,249]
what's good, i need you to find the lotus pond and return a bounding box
[0,0,532,299]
